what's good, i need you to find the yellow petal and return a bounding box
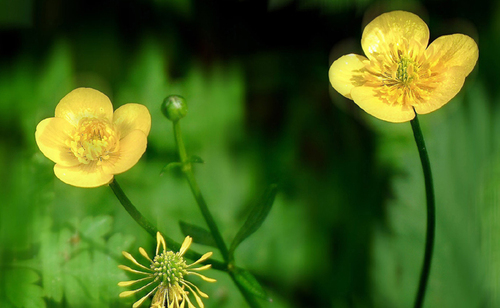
[329,54,368,99]
[350,86,416,123]
[35,118,79,167]
[361,11,429,60]
[55,88,114,126]
[122,251,151,271]
[183,282,206,308]
[413,66,467,115]
[113,103,151,137]
[132,285,159,308]
[139,247,153,263]
[188,252,213,267]
[425,34,478,76]
[54,163,113,188]
[118,276,152,287]
[179,236,193,256]
[101,130,148,175]
[187,271,216,283]
[156,232,167,255]
[189,264,212,271]
[118,264,150,275]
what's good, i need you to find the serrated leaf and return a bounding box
[160,162,183,175]
[39,217,63,302]
[233,267,269,300]
[188,155,204,164]
[229,184,278,256]
[79,215,113,244]
[5,268,46,308]
[179,221,217,247]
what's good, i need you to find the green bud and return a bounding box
[161,95,188,122]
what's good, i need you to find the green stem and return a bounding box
[410,114,436,308]
[172,121,231,262]
[171,120,261,307]
[109,179,158,238]
[109,178,227,271]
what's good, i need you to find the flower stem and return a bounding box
[172,121,230,262]
[109,179,158,238]
[109,178,227,271]
[410,114,436,308]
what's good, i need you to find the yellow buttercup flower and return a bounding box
[118,232,216,308]
[35,88,151,187]
[329,11,478,123]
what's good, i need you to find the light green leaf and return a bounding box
[229,184,278,256]
[188,155,204,164]
[160,162,183,175]
[179,221,216,247]
[5,268,46,308]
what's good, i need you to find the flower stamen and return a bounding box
[68,117,119,165]
[118,233,216,308]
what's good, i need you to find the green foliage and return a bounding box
[229,184,278,259]
[4,269,45,308]
[232,267,269,301]
[179,221,216,247]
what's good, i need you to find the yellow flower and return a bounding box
[35,88,151,187]
[329,11,478,123]
[118,232,216,308]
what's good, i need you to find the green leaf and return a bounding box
[188,155,204,164]
[179,221,217,247]
[229,184,278,256]
[160,162,183,175]
[233,267,269,300]
[5,268,46,308]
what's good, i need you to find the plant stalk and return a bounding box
[109,178,227,271]
[410,114,436,308]
[172,120,231,262]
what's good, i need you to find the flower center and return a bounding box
[69,117,119,165]
[396,57,416,85]
[152,252,188,285]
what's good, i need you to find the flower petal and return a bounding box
[361,11,429,60]
[187,271,216,283]
[414,66,467,115]
[350,86,416,123]
[35,118,79,167]
[54,163,113,188]
[179,236,193,256]
[113,103,151,137]
[139,247,153,263]
[188,252,213,267]
[122,251,151,271]
[156,232,167,255]
[118,276,153,287]
[101,130,148,175]
[425,34,478,76]
[55,88,114,126]
[118,265,151,275]
[329,54,368,99]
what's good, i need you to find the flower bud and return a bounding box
[161,95,188,122]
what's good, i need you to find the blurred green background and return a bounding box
[0,0,497,307]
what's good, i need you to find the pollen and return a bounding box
[69,117,119,165]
